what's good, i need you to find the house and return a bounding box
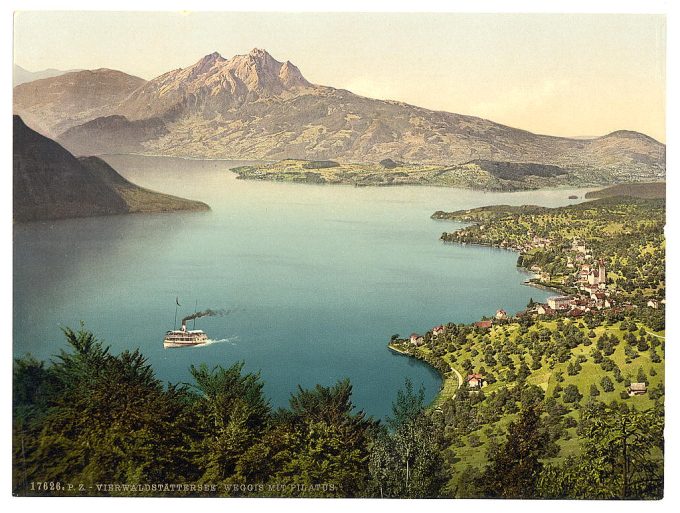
[409,333,424,346]
[573,297,590,308]
[548,296,571,311]
[536,304,556,316]
[629,383,647,396]
[432,325,446,337]
[582,284,599,295]
[572,240,587,254]
[591,291,606,301]
[474,320,493,329]
[495,309,508,320]
[568,309,584,317]
[532,236,551,248]
[466,373,485,389]
[647,300,660,309]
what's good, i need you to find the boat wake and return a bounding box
[194,336,240,347]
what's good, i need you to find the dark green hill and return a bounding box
[585,182,666,199]
[13,116,209,222]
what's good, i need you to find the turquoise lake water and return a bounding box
[13,155,595,419]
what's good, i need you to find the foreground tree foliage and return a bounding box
[13,327,662,498]
[12,327,431,497]
[368,380,448,498]
[476,406,550,498]
[188,362,271,486]
[14,326,197,492]
[538,406,664,499]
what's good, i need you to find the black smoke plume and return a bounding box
[182,308,233,325]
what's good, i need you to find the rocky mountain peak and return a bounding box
[248,47,272,59]
[279,60,310,88]
[188,51,226,79]
[201,51,225,64]
[222,48,311,93]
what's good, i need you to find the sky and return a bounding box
[12,11,667,141]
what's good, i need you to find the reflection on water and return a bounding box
[13,155,597,418]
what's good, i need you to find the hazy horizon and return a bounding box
[13,12,666,142]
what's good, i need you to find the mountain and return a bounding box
[13,49,665,183]
[13,69,147,138]
[13,116,209,222]
[13,64,83,87]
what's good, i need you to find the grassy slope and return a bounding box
[421,319,665,480]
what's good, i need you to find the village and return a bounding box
[409,237,643,347]
[403,236,662,398]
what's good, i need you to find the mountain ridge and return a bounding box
[14,68,147,138]
[14,49,665,183]
[13,64,84,86]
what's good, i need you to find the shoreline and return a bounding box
[232,172,610,193]
[388,342,461,409]
[387,220,567,409]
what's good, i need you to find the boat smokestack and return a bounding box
[181,323,186,331]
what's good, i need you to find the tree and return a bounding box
[562,384,582,404]
[589,384,600,397]
[476,406,550,498]
[188,362,271,485]
[600,376,615,392]
[517,360,531,381]
[13,326,198,495]
[368,379,448,498]
[538,407,663,499]
[270,379,376,497]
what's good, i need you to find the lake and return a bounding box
[13,155,595,419]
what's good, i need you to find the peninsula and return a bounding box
[13,116,210,222]
[231,159,581,191]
